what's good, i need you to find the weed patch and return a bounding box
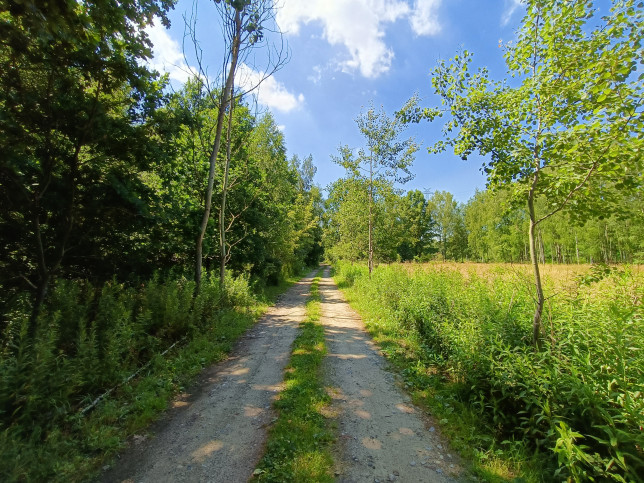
[254,270,334,482]
[333,261,644,482]
[0,272,300,482]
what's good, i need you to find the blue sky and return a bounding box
[147,0,526,203]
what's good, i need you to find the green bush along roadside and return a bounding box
[0,271,297,482]
[333,261,643,482]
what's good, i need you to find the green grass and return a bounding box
[0,272,302,483]
[332,261,644,482]
[334,265,527,482]
[254,270,335,482]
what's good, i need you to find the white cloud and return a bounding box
[308,65,323,85]
[278,0,442,79]
[409,0,442,36]
[236,63,305,113]
[501,0,523,26]
[144,23,302,113]
[145,22,194,83]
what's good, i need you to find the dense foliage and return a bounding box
[0,1,322,480]
[0,270,267,480]
[334,261,644,481]
[325,182,644,266]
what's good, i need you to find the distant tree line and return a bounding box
[324,184,644,265]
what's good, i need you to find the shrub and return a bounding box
[0,270,260,481]
[334,261,644,481]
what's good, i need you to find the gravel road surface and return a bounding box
[320,267,462,483]
[101,271,316,483]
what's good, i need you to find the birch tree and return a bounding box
[187,0,287,291]
[334,104,418,274]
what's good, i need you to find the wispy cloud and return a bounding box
[501,0,523,26]
[409,0,442,36]
[145,21,194,83]
[145,22,303,113]
[277,0,443,79]
[307,65,323,85]
[236,63,305,113]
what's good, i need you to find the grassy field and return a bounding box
[334,261,643,482]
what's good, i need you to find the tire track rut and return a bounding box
[320,267,462,483]
[101,271,316,483]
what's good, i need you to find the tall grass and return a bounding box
[0,271,278,482]
[334,261,643,482]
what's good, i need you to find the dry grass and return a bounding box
[390,261,643,292]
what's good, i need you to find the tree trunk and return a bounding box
[195,10,241,292]
[528,189,544,349]
[219,92,235,289]
[28,273,49,340]
[368,149,374,276]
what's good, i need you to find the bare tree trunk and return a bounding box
[195,10,241,293]
[28,272,49,339]
[575,232,580,264]
[219,91,234,289]
[528,187,544,349]
[368,148,374,276]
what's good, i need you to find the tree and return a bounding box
[427,191,467,261]
[401,0,643,346]
[396,190,435,261]
[324,177,370,262]
[464,189,528,263]
[334,104,418,274]
[186,0,288,291]
[0,0,174,336]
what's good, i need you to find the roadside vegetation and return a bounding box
[1,1,322,481]
[334,261,643,482]
[2,0,642,481]
[0,271,302,482]
[255,270,335,482]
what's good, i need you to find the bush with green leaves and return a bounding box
[0,271,263,481]
[334,261,643,481]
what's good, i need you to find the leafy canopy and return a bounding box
[401,0,643,223]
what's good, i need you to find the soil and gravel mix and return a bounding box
[102,268,461,482]
[320,267,462,483]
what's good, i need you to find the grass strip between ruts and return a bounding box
[253,269,334,482]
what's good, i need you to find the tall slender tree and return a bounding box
[186,0,288,291]
[334,104,418,274]
[401,0,643,346]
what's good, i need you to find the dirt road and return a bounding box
[320,267,461,482]
[103,268,461,482]
[102,271,317,483]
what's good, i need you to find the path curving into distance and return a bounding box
[102,267,462,482]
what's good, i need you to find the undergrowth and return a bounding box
[0,271,300,482]
[254,269,334,482]
[333,261,643,482]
